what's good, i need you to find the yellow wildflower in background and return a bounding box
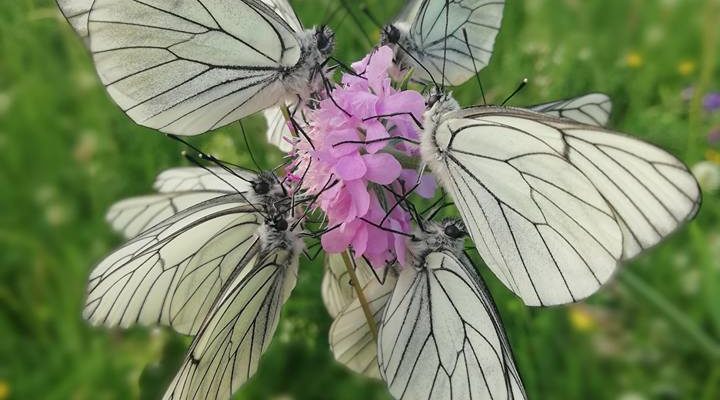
[568,305,597,332]
[625,52,644,68]
[706,149,720,164]
[677,60,696,76]
[0,381,9,400]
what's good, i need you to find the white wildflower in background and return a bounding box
[691,160,720,192]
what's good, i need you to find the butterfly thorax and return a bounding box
[420,93,460,163]
[282,26,335,100]
[258,215,304,262]
[409,219,466,269]
[382,23,420,69]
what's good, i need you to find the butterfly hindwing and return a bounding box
[162,226,301,400]
[85,195,262,335]
[378,250,526,399]
[392,0,505,86]
[87,0,302,135]
[531,93,612,127]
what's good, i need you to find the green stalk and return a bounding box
[619,270,720,360]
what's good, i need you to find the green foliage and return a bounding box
[1,0,719,399]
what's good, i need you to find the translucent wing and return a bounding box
[531,93,612,127]
[423,107,624,306]
[394,0,504,86]
[88,0,302,135]
[321,252,376,318]
[378,250,526,399]
[163,232,300,400]
[329,271,397,379]
[260,0,303,32]
[84,195,262,335]
[464,107,701,259]
[56,0,94,43]
[152,167,256,193]
[263,106,294,152]
[106,191,227,239]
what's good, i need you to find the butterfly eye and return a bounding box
[253,179,271,195]
[273,216,289,231]
[443,223,466,239]
[381,25,401,44]
[315,26,335,55]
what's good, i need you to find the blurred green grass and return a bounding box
[1,0,720,399]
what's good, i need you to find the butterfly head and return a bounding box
[442,218,467,240]
[410,218,467,266]
[268,213,289,232]
[381,24,402,45]
[314,25,336,56]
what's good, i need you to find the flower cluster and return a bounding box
[290,46,435,267]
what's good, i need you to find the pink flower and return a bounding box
[293,46,435,268]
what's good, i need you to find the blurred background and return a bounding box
[1,0,720,399]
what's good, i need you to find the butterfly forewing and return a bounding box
[162,229,301,400]
[395,0,504,86]
[531,93,612,127]
[57,0,94,42]
[106,191,229,239]
[84,195,263,335]
[378,250,526,399]
[87,0,302,135]
[424,108,624,306]
[153,167,256,193]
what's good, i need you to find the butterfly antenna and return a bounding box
[440,0,450,88]
[181,151,265,216]
[239,121,263,173]
[462,28,487,105]
[501,78,529,106]
[167,134,253,183]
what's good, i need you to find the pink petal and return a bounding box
[364,120,390,154]
[345,180,371,219]
[363,154,402,185]
[351,224,369,256]
[321,224,354,253]
[334,153,366,181]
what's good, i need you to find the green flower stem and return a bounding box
[619,270,720,360]
[341,251,378,341]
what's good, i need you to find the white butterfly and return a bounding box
[56,0,95,44]
[378,219,527,399]
[382,0,505,86]
[530,93,612,127]
[420,93,701,306]
[324,253,398,379]
[162,213,304,400]
[106,167,258,238]
[57,0,334,136]
[84,168,291,335]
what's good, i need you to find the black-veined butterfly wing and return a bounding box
[106,167,257,239]
[56,0,94,44]
[87,0,304,135]
[84,195,263,335]
[260,0,303,32]
[329,268,397,379]
[378,249,526,399]
[263,104,295,152]
[531,93,612,127]
[162,226,302,400]
[391,0,505,86]
[321,252,376,318]
[462,107,701,260]
[153,167,257,193]
[422,106,624,306]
